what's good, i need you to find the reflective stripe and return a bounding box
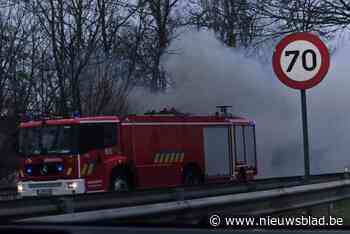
[81,164,88,176]
[180,153,184,162]
[86,190,105,193]
[67,168,72,176]
[154,153,160,163]
[87,180,102,184]
[87,163,95,175]
[164,153,170,163]
[176,153,181,162]
[77,154,81,178]
[153,152,185,164]
[158,154,164,163]
[170,153,176,163]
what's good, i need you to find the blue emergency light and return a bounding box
[25,165,33,175]
[56,164,64,172]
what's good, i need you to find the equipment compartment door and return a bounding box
[203,126,230,176]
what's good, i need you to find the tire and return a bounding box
[237,167,247,182]
[109,170,131,192]
[183,165,203,186]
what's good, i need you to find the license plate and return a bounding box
[37,189,52,196]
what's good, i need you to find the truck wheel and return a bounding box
[183,166,203,186]
[110,171,130,192]
[237,167,247,182]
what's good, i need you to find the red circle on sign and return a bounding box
[272,32,330,90]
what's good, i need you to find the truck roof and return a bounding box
[20,116,120,128]
[20,115,254,128]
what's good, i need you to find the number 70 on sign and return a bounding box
[273,32,330,90]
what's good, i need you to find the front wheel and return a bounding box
[109,171,131,192]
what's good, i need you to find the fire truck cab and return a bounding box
[17,110,257,197]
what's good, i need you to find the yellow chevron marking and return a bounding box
[158,154,164,163]
[170,153,176,163]
[67,168,72,176]
[81,164,88,176]
[154,152,185,164]
[87,163,95,175]
[162,153,167,163]
[163,154,168,163]
[180,153,184,162]
[154,153,160,163]
[165,153,172,163]
[167,153,172,163]
[175,153,180,162]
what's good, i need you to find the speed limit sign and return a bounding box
[272,32,330,180]
[273,32,330,90]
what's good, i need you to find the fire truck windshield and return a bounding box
[18,125,77,156]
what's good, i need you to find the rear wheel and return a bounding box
[183,165,203,186]
[109,170,131,192]
[237,167,247,182]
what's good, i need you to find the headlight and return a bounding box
[17,183,23,193]
[67,182,77,190]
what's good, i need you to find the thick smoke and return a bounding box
[131,29,349,178]
[308,43,350,174]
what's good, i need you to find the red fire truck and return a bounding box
[16,108,257,196]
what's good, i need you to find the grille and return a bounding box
[28,182,62,188]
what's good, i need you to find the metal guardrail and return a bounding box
[1,173,345,201]
[16,179,350,224]
[0,173,345,222]
[0,174,347,222]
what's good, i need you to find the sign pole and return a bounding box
[301,89,310,179]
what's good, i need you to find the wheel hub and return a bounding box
[113,178,129,192]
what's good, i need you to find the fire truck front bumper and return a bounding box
[17,179,85,197]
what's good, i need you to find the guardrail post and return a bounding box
[328,202,334,217]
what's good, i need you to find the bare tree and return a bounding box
[31,0,101,115]
[80,0,145,114]
[254,0,336,41]
[143,0,180,92]
[189,0,259,47]
[0,2,36,117]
